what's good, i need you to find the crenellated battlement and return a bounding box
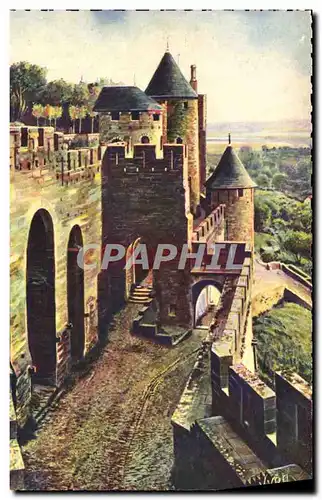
[104,143,186,174]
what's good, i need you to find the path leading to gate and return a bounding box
[22,304,205,491]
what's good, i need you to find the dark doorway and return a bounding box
[26,209,56,385]
[67,225,85,363]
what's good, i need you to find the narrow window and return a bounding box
[153,113,160,121]
[183,101,188,110]
[21,127,28,147]
[111,112,119,121]
[169,304,177,317]
[176,137,183,144]
[38,128,44,147]
[238,188,244,197]
[131,111,140,121]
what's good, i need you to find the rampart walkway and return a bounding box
[22,304,205,491]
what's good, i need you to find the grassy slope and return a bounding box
[253,302,312,386]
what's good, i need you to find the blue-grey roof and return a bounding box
[93,86,162,112]
[205,146,257,189]
[145,52,198,100]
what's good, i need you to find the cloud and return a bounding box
[10,10,312,122]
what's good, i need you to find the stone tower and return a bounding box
[205,139,257,248]
[94,86,163,154]
[145,51,200,214]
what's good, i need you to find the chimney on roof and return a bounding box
[190,64,198,92]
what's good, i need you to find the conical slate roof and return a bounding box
[145,52,198,100]
[205,145,257,190]
[93,86,162,112]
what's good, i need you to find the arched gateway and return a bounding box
[26,209,56,385]
[67,225,85,363]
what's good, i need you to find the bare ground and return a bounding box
[22,304,205,491]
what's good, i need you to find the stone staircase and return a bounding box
[129,284,153,305]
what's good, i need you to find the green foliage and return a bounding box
[254,190,312,274]
[71,82,90,106]
[10,61,47,120]
[167,102,188,142]
[40,79,73,106]
[254,197,271,232]
[256,173,270,188]
[272,172,287,190]
[284,231,312,263]
[254,303,312,385]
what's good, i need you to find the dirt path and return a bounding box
[22,304,205,491]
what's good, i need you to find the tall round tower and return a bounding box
[145,51,200,214]
[205,137,257,249]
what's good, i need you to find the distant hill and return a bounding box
[206,120,311,149]
[207,119,311,134]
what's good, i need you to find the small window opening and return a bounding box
[131,111,140,121]
[169,304,177,317]
[153,113,160,121]
[111,112,119,121]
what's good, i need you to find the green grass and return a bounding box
[253,302,312,386]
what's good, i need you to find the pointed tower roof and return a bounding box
[145,52,198,100]
[205,145,257,190]
[93,86,162,113]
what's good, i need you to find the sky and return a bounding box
[10,10,312,123]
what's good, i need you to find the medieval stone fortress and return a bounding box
[10,50,312,490]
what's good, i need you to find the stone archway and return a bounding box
[67,225,85,363]
[192,279,222,328]
[26,209,56,385]
[125,237,151,299]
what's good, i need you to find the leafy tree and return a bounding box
[32,103,44,126]
[256,173,270,188]
[254,199,271,232]
[88,83,100,133]
[69,105,79,133]
[51,106,63,129]
[78,105,87,133]
[71,82,89,106]
[10,62,47,121]
[272,173,287,190]
[40,79,73,106]
[284,231,312,263]
[43,104,55,126]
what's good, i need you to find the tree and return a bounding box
[284,231,312,263]
[71,82,89,106]
[51,106,63,129]
[78,105,87,133]
[10,62,47,121]
[43,104,54,126]
[254,199,271,232]
[256,173,270,188]
[69,105,79,133]
[32,103,44,126]
[272,173,287,190]
[88,83,100,133]
[40,79,73,106]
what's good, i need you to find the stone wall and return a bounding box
[198,94,207,195]
[10,126,101,427]
[101,143,192,327]
[216,188,255,248]
[98,111,163,154]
